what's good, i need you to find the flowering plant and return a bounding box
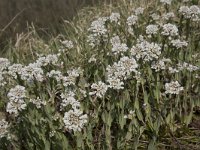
[0,0,200,149]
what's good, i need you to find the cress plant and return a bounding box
[0,0,200,149]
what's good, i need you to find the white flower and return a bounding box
[0,119,9,138]
[63,109,88,132]
[107,78,124,90]
[162,12,175,20]
[127,15,138,26]
[110,13,120,23]
[61,40,74,49]
[110,36,121,46]
[47,70,63,82]
[112,43,128,55]
[134,7,144,15]
[110,36,128,55]
[7,85,26,102]
[45,54,59,66]
[165,81,184,94]
[128,27,134,35]
[131,40,161,61]
[160,0,172,5]
[177,62,199,72]
[151,60,166,72]
[21,63,44,82]
[118,56,138,76]
[7,64,23,79]
[60,91,80,110]
[6,85,27,116]
[79,89,87,97]
[87,18,109,48]
[190,5,200,21]
[187,64,199,72]
[88,18,107,35]
[49,131,56,137]
[179,6,191,18]
[0,73,6,87]
[171,39,188,49]
[146,24,159,35]
[88,56,97,63]
[30,97,46,109]
[89,81,108,98]
[124,110,135,119]
[161,23,179,38]
[179,5,200,21]
[168,67,179,73]
[87,34,100,48]
[62,68,82,87]
[150,13,160,20]
[106,56,138,81]
[0,58,10,71]
[106,63,125,79]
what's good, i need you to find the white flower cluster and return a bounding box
[146,24,159,35]
[0,58,10,71]
[150,13,160,21]
[168,62,199,73]
[162,12,175,20]
[6,54,60,83]
[47,68,82,86]
[6,85,27,116]
[177,62,199,72]
[110,36,128,55]
[168,67,179,73]
[60,91,80,110]
[134,7,144,16]
[61,90,88,132]
[62,68,83,87]
[151,58,170,72]
[63,109,88,132]
[89,81,108,98]
[87,17,108,47]
[160,0,172,5]
[49,130,56,137]
[126,15,138,35]
[124,110,135,119]
[131,39,161,61]
[88,55,97,63]
[0,58,10,86]
[88,17,108,36]
[0,119,9,138]
[165,81,184,95]
[21,63,44,82]
[36,54,59,67]
[30,97,46,109]
[7,64,23,79]
[127,15,138,26]
[61,40,74,49]
[106,56,138,89]
[110,13,120,24]
[179,5,200,21]
[47,70,63,82]
[171,39,188,49]
[161,23,179,38]
[0,72,6,87]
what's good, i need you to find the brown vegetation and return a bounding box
[0,0,109,47]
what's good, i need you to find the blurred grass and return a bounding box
[0,0,112,49]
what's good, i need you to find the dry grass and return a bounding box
[0,0,110,48]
